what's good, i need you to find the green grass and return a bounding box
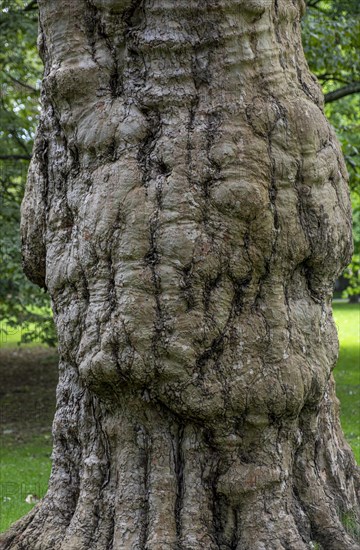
[340,508,360,542]
[0,322,37,347]
[0,321,51,348]
[333,301,360,463]
[0,436,52,533]
[0,305,53,348]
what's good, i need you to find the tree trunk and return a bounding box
[2,0,359,548]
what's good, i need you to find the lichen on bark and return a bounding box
[2,0,359,549]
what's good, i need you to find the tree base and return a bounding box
[1,368,359,550]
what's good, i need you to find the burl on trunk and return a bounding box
[1,0,359,549]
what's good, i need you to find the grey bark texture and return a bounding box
[1,0,359,548]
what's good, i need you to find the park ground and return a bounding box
[0,301,359,532]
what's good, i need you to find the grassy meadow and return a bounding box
[333,301,360,462]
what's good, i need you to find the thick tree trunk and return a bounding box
[1,0,359,548]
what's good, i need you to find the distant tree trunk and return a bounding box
[1,1,359,549]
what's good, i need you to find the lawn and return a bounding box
[332,301,360,463]
[0,322,39,347]
[0,307,54,348]
[0,436,52,533]
[0,301,359,533]
[0,347,58,533]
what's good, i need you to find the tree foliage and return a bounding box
[0,0,55,344]
[303,0,360,191]
[302,0,360,299]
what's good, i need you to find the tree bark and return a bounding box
[2,0,359,548]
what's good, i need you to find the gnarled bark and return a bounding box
[2,0,359,548]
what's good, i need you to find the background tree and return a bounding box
[302,0,360,300]
[0,0,55,345]
[1,1,359,549]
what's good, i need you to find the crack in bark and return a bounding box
[202,111,223,225]
[180,261,196,311]
[138,108,162,190]
[197,275,251,382]
[138,425,151,549]
[83,1,99,62]
[174,424,185,547]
